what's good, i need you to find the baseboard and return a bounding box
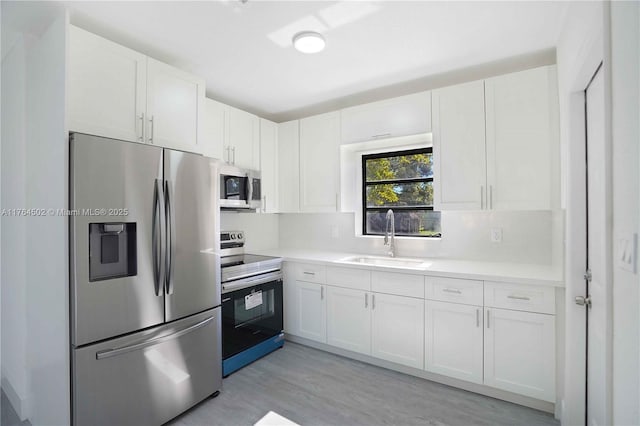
[286,334,555,414]
[1,376,29,421]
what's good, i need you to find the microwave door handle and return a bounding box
[152,179,165,296]
[164,180,176,295]
[246,174,252,204]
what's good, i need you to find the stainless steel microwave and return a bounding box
[219,164,261,210]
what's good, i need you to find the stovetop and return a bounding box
[220,253,282,284]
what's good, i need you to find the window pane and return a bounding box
[366,182,433,207]
[366,210,441,237]
[365,152,433,182]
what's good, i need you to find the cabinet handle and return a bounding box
[335,193,339,212]
[138,112,145,142]
[371,133,391,139]
[507,295,531,301]
[476,308,480,327]
[263,196,267,213]
[231,146,236,164]
[372,294,375,310]
[320,286,324,300]
[148,115,155,144]
[365,293,368,308]
[490,185,493,209]
[303,271,315,276]
[480,186,484,209]
[442,288,462,294]
[486,310,490,328]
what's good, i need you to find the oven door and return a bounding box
[221,278,283,360]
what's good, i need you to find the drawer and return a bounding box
[484,282,556,314]
[326,266,371,291]
[426,276,483,306]
[371,271,424,298]
[292,262,326,284]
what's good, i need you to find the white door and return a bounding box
[584,65,612,426]
[146,57,204,153]
[425,301,482,384]
[484,308,556,402]
[432,80,487,210]
[372,293,424,369]
[326,287,371,354]
[226,107,260,170]
[260,119,278,212]
[291,281,326,343]
[202,98,226,160]
[277,120,300,213]
[67,26,146,143]
[299,112,340,212]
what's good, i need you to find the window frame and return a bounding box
[361,147,438,237]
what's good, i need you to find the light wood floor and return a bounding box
[169,342,559,426]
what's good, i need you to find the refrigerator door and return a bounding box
[70,133,165,346]
[73,307,222,426]
[164,150,221,321]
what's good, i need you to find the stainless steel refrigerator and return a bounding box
[69,133,221,426]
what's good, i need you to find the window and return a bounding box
[362,148,441,237]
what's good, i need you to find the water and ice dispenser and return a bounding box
[89,223,137,281]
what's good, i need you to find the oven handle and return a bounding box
[222,270,283,293]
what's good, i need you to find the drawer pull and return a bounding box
[442,288,462,294]
[303,271,316,276]
[507,295,531,301]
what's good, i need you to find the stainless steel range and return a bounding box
[220,231,284,376]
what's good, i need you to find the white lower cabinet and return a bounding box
[371,293,424,369]
[484,308,556,402]
[326,287,371,354]
[285,280,326,343]
[425,300,483,384]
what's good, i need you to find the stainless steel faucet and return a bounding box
[384,209,396,257]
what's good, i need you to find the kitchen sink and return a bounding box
[338,255,432,270]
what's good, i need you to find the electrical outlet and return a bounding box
[617,232,637,273]
[490,228,503,243]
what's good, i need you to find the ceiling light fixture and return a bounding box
[293,31,326,54]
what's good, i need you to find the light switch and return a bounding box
[491,228,503,243]
[617,232,637,274]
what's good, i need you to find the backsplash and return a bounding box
[220,212,280,252]
[278,210,564,265]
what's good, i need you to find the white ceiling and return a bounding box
[63,1,569,122]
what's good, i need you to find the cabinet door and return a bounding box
[299,112,340,212]
[341,91,431,144]
[425,301,483,384]
[146,57,204,153]
[202,98,226,160]
[432,80,486,210]
[326,286,371,355]
[260,119,278,212]
[68,25,146,143]
[485,66,558,210]
[226,106,260,170]
[285,280,326,343]
[277,120,300,212]
[484,308,555,402]
[371,293,424,369]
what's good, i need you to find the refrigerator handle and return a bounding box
[152,179,166,296]
[95,316,215,360]
[164,180,176,295]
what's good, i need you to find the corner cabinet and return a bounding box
[277,120,300,213]
[433,65,559,211]
[68,25,204,154]
[260,119,278,212]
[299,112,341,212]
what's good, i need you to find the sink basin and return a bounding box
[338,255,432,270]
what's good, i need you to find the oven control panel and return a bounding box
[221,231,244,246]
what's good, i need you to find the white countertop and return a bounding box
[254,248,564,288]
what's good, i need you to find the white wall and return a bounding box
[0,33,29,420]
[221,212,280,252]
[610,2,640,424]
[278,210,560,265]
[555,2,604,424]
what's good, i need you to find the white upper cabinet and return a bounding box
[145,57,204,153]
[433,66,559,211]
[225,106,260,170]
[299,111,341,212]
[432,80,487,211]
[68,26,146,144]
[485,66,559,210]
[201,98,226,160]
[68,26,205,154]
[341,91,431,144]
[277,120,300,213]
[260,118,278,212]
